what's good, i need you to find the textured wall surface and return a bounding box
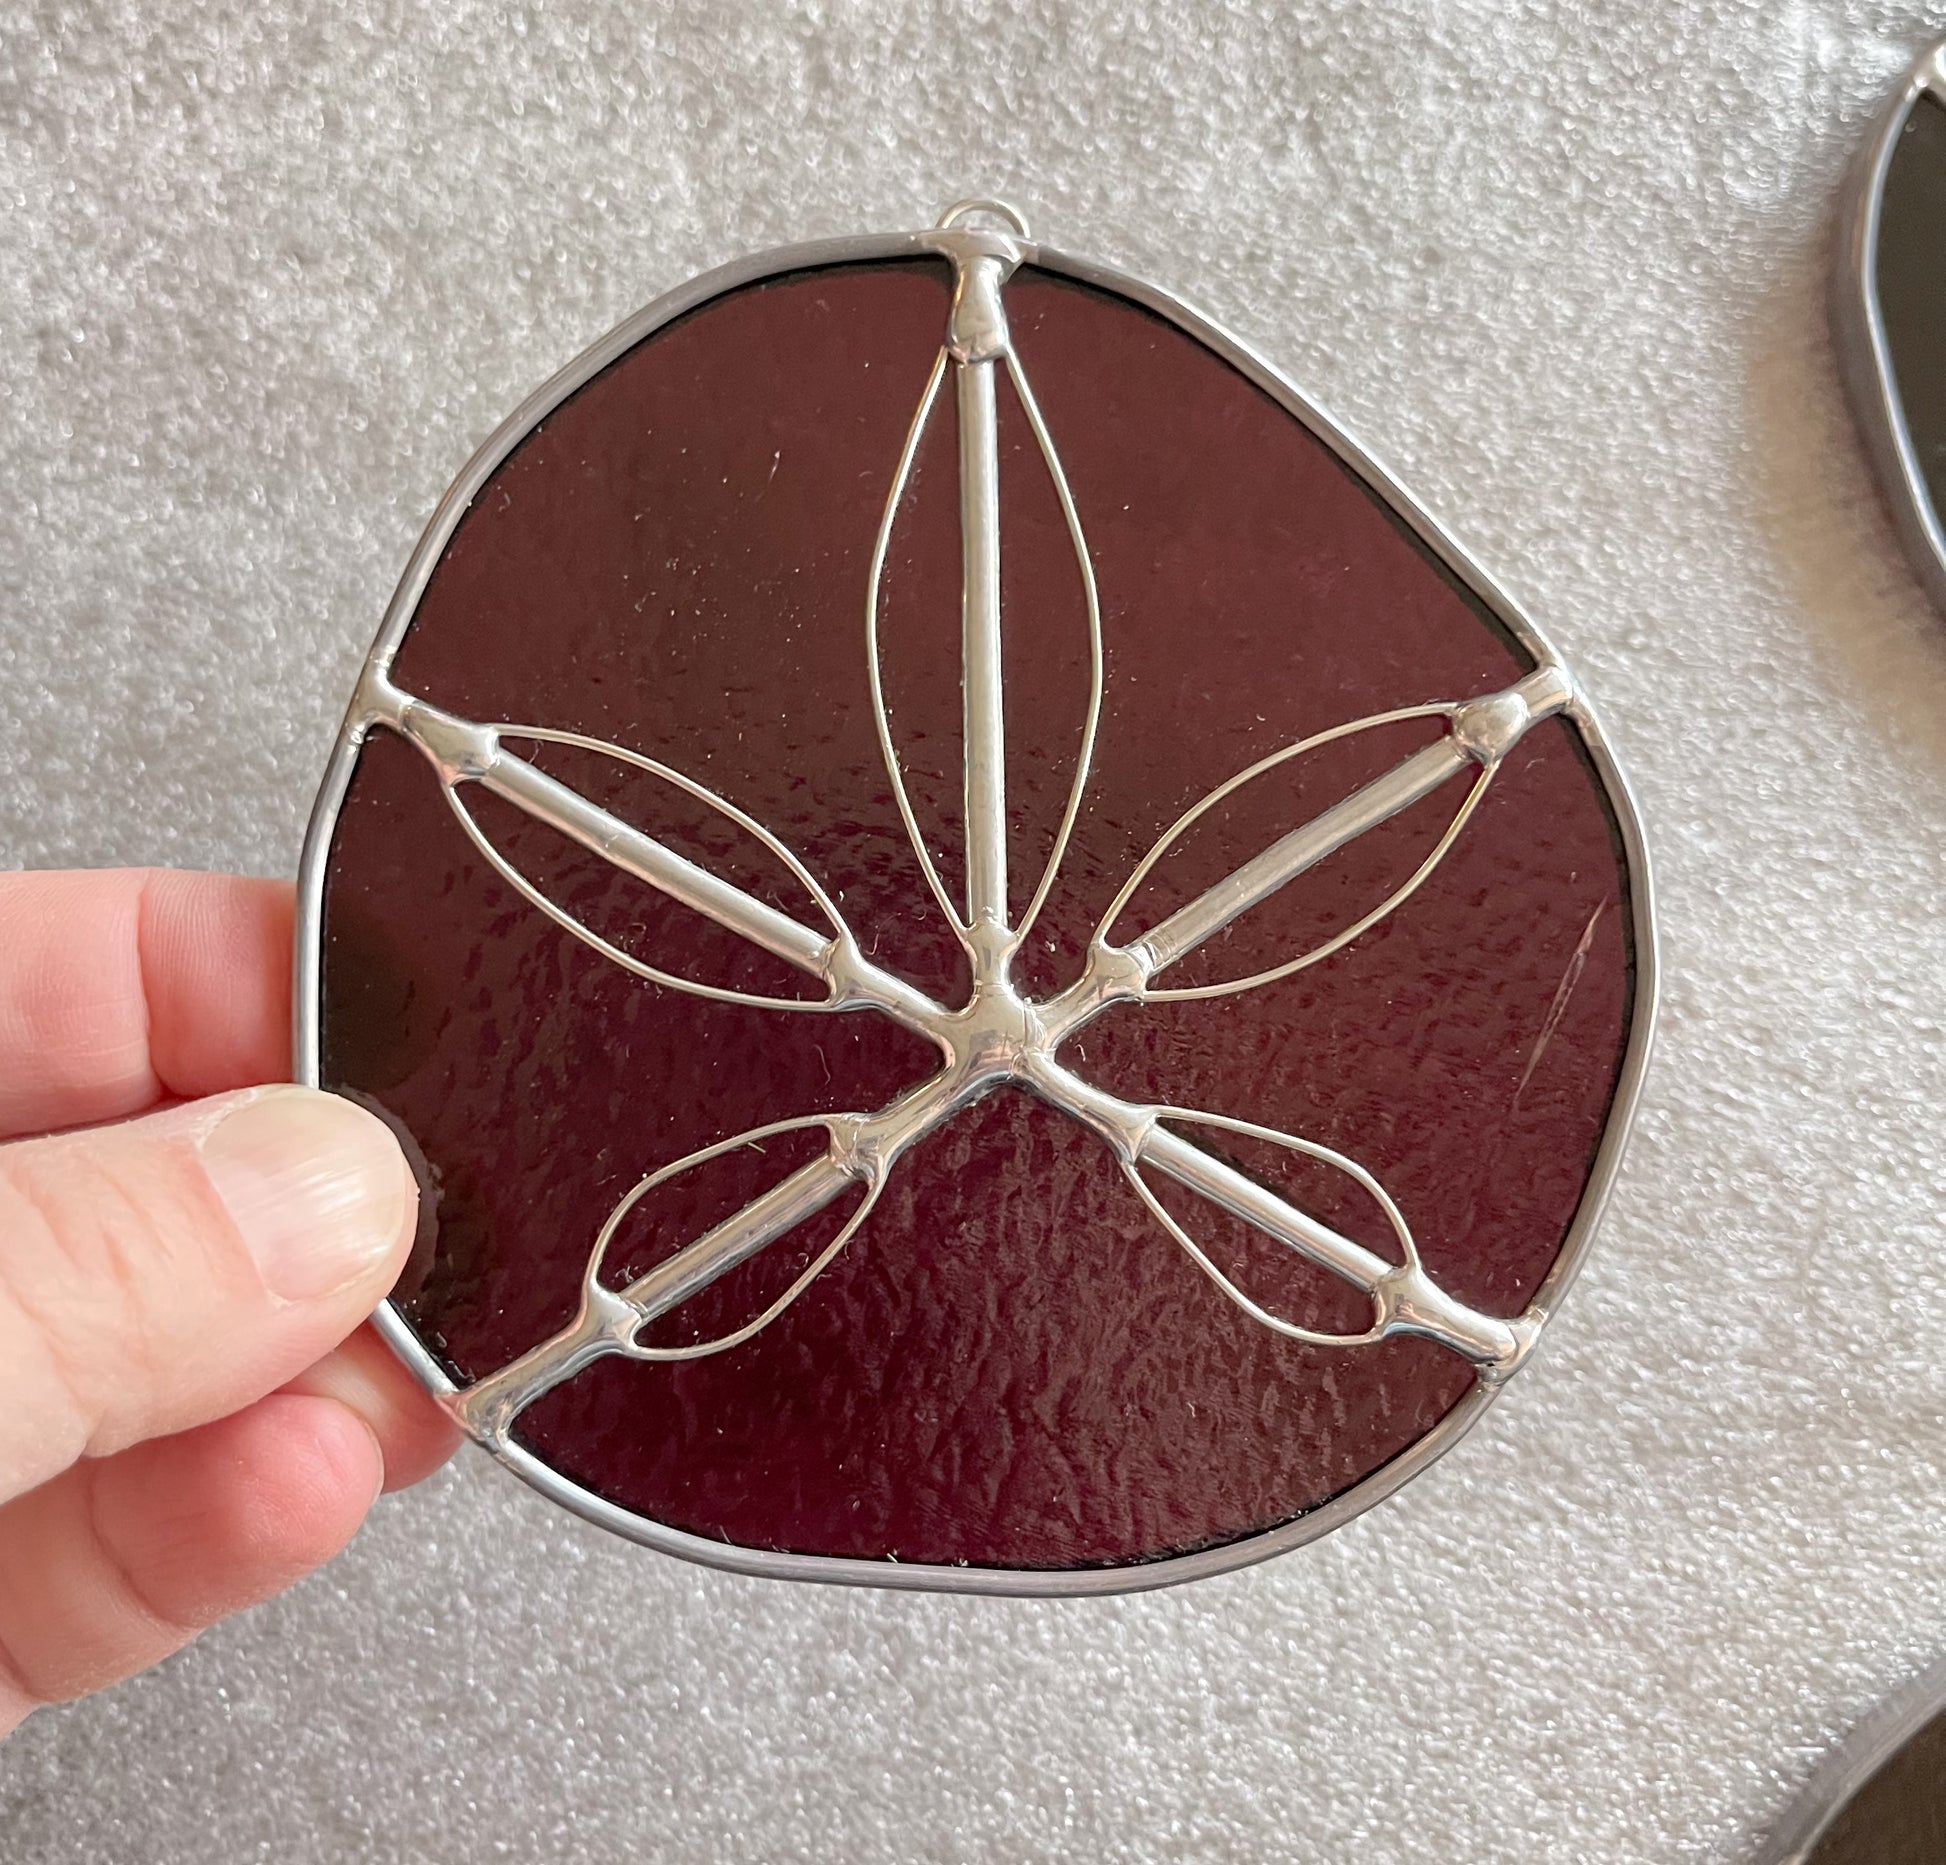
[1,2,1944,1859]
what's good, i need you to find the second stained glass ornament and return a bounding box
[299,202,1657,1593]
[1835,40,1946,614]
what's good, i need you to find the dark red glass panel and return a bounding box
[322,258,1635,1570]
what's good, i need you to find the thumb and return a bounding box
[0,1086,417,1502]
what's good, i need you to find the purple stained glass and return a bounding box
[316,242,1644,1577]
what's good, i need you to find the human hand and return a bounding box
[0,869,456,1736]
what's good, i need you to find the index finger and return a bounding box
[0,870,293,1140]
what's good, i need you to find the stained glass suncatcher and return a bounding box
[298,204,1656,1592]
[1835,40,1946,615]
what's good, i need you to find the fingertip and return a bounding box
[285,1325,461,1493]
[218,1393,385,1577]
[0,1393,389,1709]
[0,870,298,1139]
[110,1395,384,1626]
[197,1087,418,1307]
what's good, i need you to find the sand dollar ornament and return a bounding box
[298,202,1656,1592]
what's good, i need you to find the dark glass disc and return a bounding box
[1802,1705,1946,1865]
[318,254,1641,1574]
[1878,94,1946,525]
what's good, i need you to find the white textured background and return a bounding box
[1,2,1944,1860]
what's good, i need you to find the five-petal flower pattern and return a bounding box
[306,205,1651,1585]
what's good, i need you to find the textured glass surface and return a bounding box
[322,258,1636,1570]
[1879,95,1946,520]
